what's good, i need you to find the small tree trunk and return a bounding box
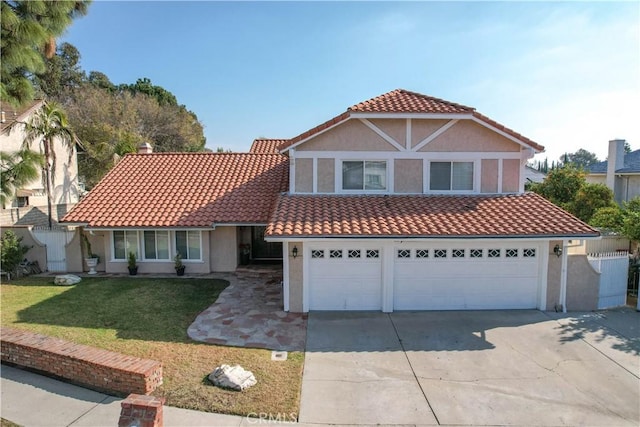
[44,140,53,229]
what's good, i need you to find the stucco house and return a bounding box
[62,89,600,312]
[585,139,640,204]
[1,100,80,225]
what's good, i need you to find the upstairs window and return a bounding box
[430,161,473,191]
[342,161,387,191]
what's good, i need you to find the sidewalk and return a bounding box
[1,365,293,427]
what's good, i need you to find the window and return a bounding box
[348,249,361,258]
[506,249,518,258]
[330,249,343,258]
[144,231,170,260]
[523,248,536,258]
[311,250,325,259]
[366,249,379,258]
[397,249,411,258]
[175,230,201,260]
[470,249,483,258]
[434,249,447,258]
[452,249,465,258]
[430,161,473,191]
[113,231,139,260]
[416,249,429,258]
[488,249,501,258]
[342,161,387,190]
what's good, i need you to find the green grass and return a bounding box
[1,276,304,417]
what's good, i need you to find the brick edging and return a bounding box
[1,327,162,395]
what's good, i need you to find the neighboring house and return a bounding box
[524,165,546,184]
[62,89,599,312]
[585,139,640,204]
[1,100,80,225]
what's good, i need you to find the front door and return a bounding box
[252,226,282,259]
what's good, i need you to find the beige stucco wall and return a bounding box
[481,159,499,193]
[566,254,599,311]
[1,117,79,208]
[104,230,212,274]
[394,159,423,193]
[288,241,304,312]
[297,119,396,151]
[421,121,520,152]
[317,158,335,193]
[411,120,450,147]
[502,159,520,192]
[3,226,47,273]
[210,226,237,272]
[546,241,600,311]
[295,158,313,193]
[370,119,406,147]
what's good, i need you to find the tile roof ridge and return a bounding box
[396,88,476,112]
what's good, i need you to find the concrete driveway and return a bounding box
[300,309,639,426]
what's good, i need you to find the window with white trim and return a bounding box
[416,249,429,258]
[113,230,139,260]
[175,230,201,260]
[311,250,324,259]
[330,249,343,258]
[452,249,465,258]
[506,249,518,258]
[430,161,473,191]
[366,249,379,258]
[143,231,170,260]
[523,248,536,258]
[434,249,447,258]
[488,249,501,258]
[397,249,411,258]
[342,161,387,190]
[470,249,483,258]
[348,249,361,258]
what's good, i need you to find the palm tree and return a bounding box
[0,149,44,206]
[23,101,75,228]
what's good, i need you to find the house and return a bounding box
[524,165,546,184]
[62,89,600,312]
[585,139,640,204]
[1,100,80,226]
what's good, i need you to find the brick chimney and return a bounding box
[138,142,153,154]
[606,139,625,190]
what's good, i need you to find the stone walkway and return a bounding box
[188,273,307,352]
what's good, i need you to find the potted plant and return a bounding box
[174,253,185,276]
[128,251,138,275]
[239,243,251,265]
[82,233,99,275]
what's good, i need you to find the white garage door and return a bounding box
[394,244,540,310]
[308,245,382,310]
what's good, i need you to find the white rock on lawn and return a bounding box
[54,275,82,286]
[208,364,257,391]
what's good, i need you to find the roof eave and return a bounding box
[265,232,601,241]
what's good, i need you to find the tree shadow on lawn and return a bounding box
[13,277,228,343]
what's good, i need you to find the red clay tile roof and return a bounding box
[249,139,288,154]
[279,89,544,152]
[266,192,598,238]
[62,153,289,227]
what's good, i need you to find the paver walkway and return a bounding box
[188,273,307,351]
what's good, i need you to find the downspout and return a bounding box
[559,240,568,313]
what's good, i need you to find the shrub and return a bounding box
[0,231,31,278]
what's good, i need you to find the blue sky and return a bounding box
[61,1,639,163]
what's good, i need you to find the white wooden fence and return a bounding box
[588,251,629,309]
[32,227,75,272]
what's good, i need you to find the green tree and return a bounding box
[34,42,85,99]
[590,206,625,231]
[530,165,586,209]
[621,198,640,242]
[87,70,115,91]
[563,149,599,169]
[121,77,178,106]
[569,183,615,222]
[1,0,90,106]
[0,148,44,206]
[24,101,75,228]
[624,141,632,154]
[0,230,31,279]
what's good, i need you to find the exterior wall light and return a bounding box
[292,246,298,258]
[553,244,563,258]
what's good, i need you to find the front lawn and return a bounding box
[1,276,304,417]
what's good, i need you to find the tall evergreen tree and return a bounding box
[1,0,90,106]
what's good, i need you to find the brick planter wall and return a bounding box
[0,328,162,395]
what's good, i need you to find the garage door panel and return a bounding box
[395,261,537,277]
[309,245,382,311]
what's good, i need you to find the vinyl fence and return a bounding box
[588,252,629,309]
